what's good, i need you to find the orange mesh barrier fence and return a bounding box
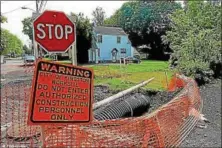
[1,66,42,148]
[41,74,202,147]
[1,65,202,147]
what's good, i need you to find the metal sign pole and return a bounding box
[32,30,38,59]
[74,40,77,65]
[71,44,75,65]
[72,24,77,65]
[32,12,39,59]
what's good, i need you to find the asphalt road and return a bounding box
[1,59,24,75]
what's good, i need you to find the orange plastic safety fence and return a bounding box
[1,66,202,148]
[1,66,42,148]
[42,74,202,147]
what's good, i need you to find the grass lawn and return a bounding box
[42,58,72,64]
[87,60,175,91]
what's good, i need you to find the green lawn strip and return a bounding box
[125,71,174,91]
[94,78,135,91]
[58,61,72,64]
[91,60,169,74]
[42,58,72,64]
[42,58,52,61]
[94,71,173,91]
[91,60,175,91]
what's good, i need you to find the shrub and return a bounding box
[162,1,221,84]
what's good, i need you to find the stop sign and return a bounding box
[33,10,75,53]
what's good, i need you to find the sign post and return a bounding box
[28,60,93,125]
[33,10,77,65]
[71,25,77,65]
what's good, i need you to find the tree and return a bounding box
[1,29,23,55]
[22,17,33,41]
[162,1,221,83]
[104,1,181,60]
[104,9,122,27]
[0,29,9,54]
[92,7,106,26]
[70,12,92,63]
[23,45,31,54]
[0,15,7,23]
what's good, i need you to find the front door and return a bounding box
[112,48,118,62]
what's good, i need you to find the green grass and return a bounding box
[87,60,175,91]
[42,58,72,64]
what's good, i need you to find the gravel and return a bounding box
[181,79,221,147]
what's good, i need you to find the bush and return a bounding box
[162,1,221,84]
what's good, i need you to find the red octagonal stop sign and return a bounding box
[33,10,75,53]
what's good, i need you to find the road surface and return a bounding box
[1,59,24,75]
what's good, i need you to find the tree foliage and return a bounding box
[22,17,33,41]
[0,28,23,55]
[162,1,221,83]
[92,7,106,26]
[70,12,92,63]
[104,9,121,27]
[0,15,7,23]
[104,1,181,60]
[23,44,31,54]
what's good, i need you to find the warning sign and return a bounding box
[28,60,93,125]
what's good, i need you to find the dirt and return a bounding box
[181,79,221,148]
[94,85,114,102]
[94,85,180,113]
[147,89,182,113]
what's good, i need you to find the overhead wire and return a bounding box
[1,2,34,15]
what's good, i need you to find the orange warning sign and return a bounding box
[28,60,93,125]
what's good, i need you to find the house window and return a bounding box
[120,48,126,54]
[117,36,121,44]
[97,35,102,43]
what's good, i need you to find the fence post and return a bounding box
[164,71,169,89]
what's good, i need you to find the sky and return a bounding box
[1,1,126,46]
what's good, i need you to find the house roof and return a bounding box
[94,26,127,36]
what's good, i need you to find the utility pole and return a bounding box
[36,0,40,13]
[33,0,40,58]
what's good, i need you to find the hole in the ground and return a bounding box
[94,86,182,120]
